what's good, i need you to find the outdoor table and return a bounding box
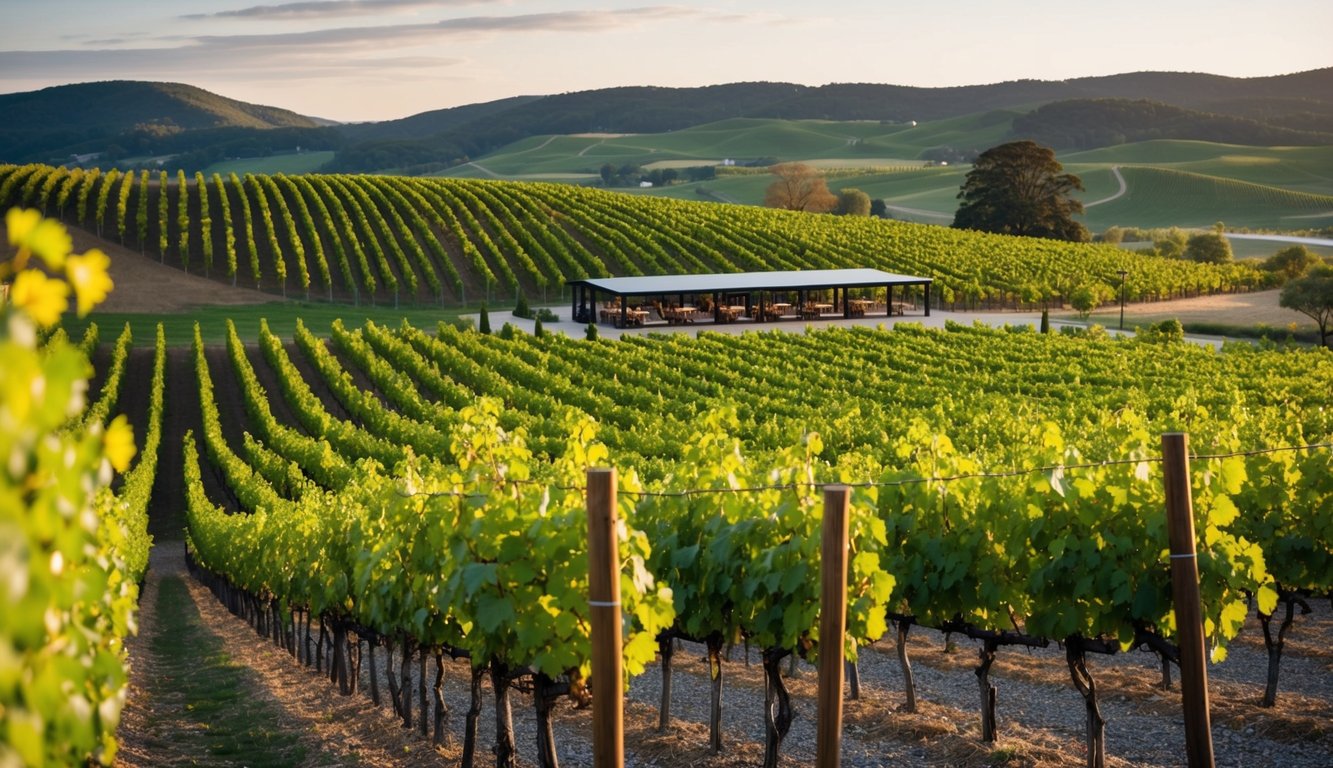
[717,306,743,322]
[613,309,647,327]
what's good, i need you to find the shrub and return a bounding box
[1069,283,1113,319]
[1059,324,1108,340]
[513,293,532,319]
[1262,245,1320,281]
[1134,318,1184,344]
[1184,232,1233,264]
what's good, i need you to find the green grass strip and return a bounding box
[143,576,322,767]
[61,301,472,347]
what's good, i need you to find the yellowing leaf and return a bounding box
[26,217,73,269]
[1219,456,1247,495]
[10,268,69,327]
[104,415,137,473]
[65,248,113,316]
[5,207,41,246]
[7,207,72,269]
[1209,495,1239,528]
[805,431,823,456]
[1220,598,1249,637]
[1256,584,1278,616]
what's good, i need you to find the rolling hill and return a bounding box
[1013,99,1333,150]
[0,81,324,161]
[6,68,1330,175]
[323,68,1333,173]
[340,68,1333,147]
[6,72,1331,233]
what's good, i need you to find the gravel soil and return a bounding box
[119,545,1332,767]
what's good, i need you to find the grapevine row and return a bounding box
[0,163,1273,309]
[172,316,1331,765]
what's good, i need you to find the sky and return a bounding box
[1,0,1330,123]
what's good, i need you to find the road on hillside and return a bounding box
[1084,166,1127,207]
[1225,232,1333,247]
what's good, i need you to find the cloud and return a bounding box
[1,7,731,75]
[0,47,463,82]
[0,5,776,106]
[183,0,496,21]
[178,6,720,51]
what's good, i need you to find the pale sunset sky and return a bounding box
[1,0,1329,123]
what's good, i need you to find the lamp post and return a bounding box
[1117,269,1128,331]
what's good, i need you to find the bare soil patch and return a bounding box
[0,220,276,313]
[1082,289,1313,330]
[73,227,276,313]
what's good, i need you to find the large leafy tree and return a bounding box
[764,163,836,213]
[953,140,1090,242]
[1184,231,1233,263]
[1279,264,1333,348]
[1263,244,1321,280]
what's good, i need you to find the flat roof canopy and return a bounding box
[567,268,930,297]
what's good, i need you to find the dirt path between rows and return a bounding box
[117,546,455,768]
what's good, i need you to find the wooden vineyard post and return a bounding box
[587,468,624,768]
[817,485,851,768]
[1160,433,1216,768]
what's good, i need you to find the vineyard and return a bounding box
[162,313,1331,767]
[3,179,1330,767]
[0,163,1268,313]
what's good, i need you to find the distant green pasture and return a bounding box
[202,151,334,176]
[434,119,1333,232]
[1069,166,1123,203]
[1062,142,1333,196]
[627,161,1333,232]
[445,114,1022,180]
[1083,167,1333,230]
